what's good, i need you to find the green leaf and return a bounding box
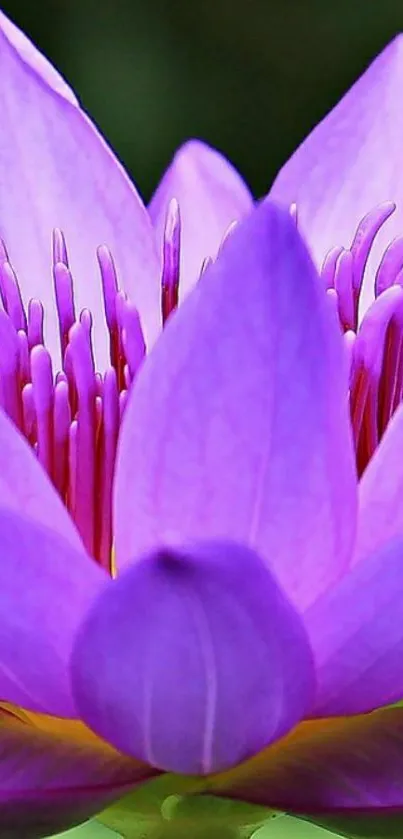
[253,815,342,836]
[97,795,353,839]
[96,772,199,834]
[96,774,277,838]
[52,820,122,838]
[158,792,277,837]
[96,772,403,838]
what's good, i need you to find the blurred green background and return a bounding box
[2,0,402,201]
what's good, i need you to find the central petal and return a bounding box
[71,540,315,775]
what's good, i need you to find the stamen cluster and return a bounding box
[314,202,403,475]
[0,196,401,569]
[0,201,181,569]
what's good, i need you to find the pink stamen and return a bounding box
[22,383,36,445]
[68,419,78,519]
[350,286,403,473]
[53,379,70,498]
[375,236,403,297]
[0,260,27,332]
[289,200,403,474]
[96,368,119,570]
[80,307,93,335]
[63,343,77,418]
[98,245,120,375]
[161,198,181,323]
[98,245,118,332]
[344,331,356,385]
[113,291,129,390]
[31,346,54,478]
[17,330,30,387]
[0,310,22,430]
[53,261,76,357]
[69,321,96,556]
[350,202,395,302]
[356,378,379,476]
[334,250,355,331]
[321,246,344,290]
[27,299,44,349]
[121,303,146,380]
[378,315,403,436]
[52,227,69,267]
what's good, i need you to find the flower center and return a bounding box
[0,200,181,571]
[0,197,400,569]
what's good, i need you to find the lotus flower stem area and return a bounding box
[2,8,403,839]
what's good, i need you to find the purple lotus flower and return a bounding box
[0,9,403,838]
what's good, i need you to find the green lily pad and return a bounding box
[253,815,341,836]
[53,821,122,838]
[95,772,403,838]
[96,772,199,832]
[96,774,277,838]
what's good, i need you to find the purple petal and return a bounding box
[0,508,105,716]
[72,541,315,774]
[0,10,160,366]
[0,406,81,549]
[0,707,153,837]
[209,707,403,811]
[149,140,253,294]
[270,37,403,313]
[114,200,357,610]
[355,404,403,563]
[304,535,403,715]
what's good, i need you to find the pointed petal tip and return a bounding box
[0,9,78,105]
[380,31,403,56]
[173,137,254,210]
[170,137,244,171]
[0,10,161,366]
[149,137,253,295]
[269,31,403,309]
[249,197,307,239]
